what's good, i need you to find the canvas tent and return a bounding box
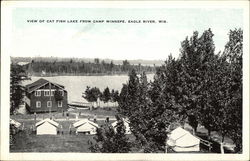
[166,127,200,152]
[111,119,131,134]
[10,119,22,135]
[35,118,59,135]
[73,119,99,135]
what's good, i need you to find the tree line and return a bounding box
[21,59,156,76]
[83,86,119,107]
[89,28,243,153]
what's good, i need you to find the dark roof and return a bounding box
[26,78,65,93]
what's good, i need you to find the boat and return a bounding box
[68,101,91,109]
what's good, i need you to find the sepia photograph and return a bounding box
[1,1,249,160]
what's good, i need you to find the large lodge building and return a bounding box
[25,78,68,113]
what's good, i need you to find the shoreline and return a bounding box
[29,72,156,77]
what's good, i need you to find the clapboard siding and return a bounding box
[26,78,68,113]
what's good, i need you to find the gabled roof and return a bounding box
[175,132,200,147]
[170,127,189,140]
[10,119,21,128]
[26,78,66,93]
[35,118,59,127]
[73,119,99,128]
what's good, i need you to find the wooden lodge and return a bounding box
[25,78,68,113]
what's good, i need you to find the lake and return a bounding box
[22,74,155,103]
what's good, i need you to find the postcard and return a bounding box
[1,1,249,160]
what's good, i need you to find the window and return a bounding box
[51,90,55,96]
[36,101,41,108]
[60,90,64,96]
[58,101,62,107]
[47,101,52,108]
[35,90,41,97]
[44,90,51,96]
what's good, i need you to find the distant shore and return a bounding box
[29,71,156,77]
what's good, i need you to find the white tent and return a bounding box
[73,119,99,135]
[166,127,200,152]
[111,119,131,134]
[35,118,59,135]
[10,119,21,128]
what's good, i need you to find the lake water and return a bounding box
[22,74,155,103]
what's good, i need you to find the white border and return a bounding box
[1,1,249,160]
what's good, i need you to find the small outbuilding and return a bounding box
[166,127,200,152]
[35,118,59,135]
[73,119,99,135]
[111,119,131,134]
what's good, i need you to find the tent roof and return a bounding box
[73,119,99,128]
[167,127,200,147]
[170,127,189,140]
[10,119,21,128]
[35,118,59,127]
[175,132,200,147]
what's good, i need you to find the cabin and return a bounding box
[73,119,99,135]
[25,78,68,113]
[166,127,200,152]
[111,119,131,134]
[35,118,59,135]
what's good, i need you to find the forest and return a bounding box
[11,57,158,76]
[89,28,243,153]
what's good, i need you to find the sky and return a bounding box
[11,8,243,60]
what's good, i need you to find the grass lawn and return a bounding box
[11,129,141,153]
[10,121,235,153]
[11,131,95,152]
[11,107,117,121]
[76,107,117,118]
[10,119,113,152]
[10,108,235,153]
[10,107,119,152]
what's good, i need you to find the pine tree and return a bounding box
[10,64,28,114]
[103,87,111,107]
[119,69,168,152]
[220,28,243,153]
[89,115,131,153]
[179,29,218,137]
[118,69,140,117]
